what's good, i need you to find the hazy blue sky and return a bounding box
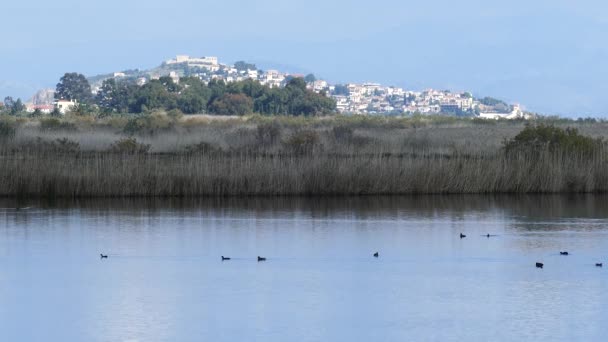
[2,0,607,116]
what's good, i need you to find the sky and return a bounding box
[2,0,608,116]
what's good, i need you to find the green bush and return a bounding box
[109,138,150,154]
[123,111,174,135]
[256,122,282,146]
[17,138,80,154]
[39,118,77,132]
[0,120,16,141]
[183,141,221,155]
[504,124,604,156]
[331,125,354,141]
[284,130,320,154]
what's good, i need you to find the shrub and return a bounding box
[123,118,146,135]
[123,111,173,135]
[29,109,43,118]
[52,138,81,153]
[15,138,80,154]
[332,125,354,141]
[284,130,320,154]
[183,141,221,155]
[0,120,16,141]
[39,118,77,132]
[109,138,150,154]
[167,109,184,121]
[256,122,282,146]
[504,124,604,156]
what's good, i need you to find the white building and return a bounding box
[165,55,220,72]
[261,70,286,88]
[54,100,77,114]
[479,105,530,120]
[25,104,54,114]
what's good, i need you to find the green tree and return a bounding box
[3,97,25,115]
[234,61,257,71]
[29,108,43,118]
[131,80,178,113]
[177,77,211,114]
[3,96,15,110]
[207,79,227,104]
[333,84,349,96]
[55,73,92,103]
[159,76,181,93]
[304,74,316,83]
[479,96,507,107]
[209,93,254,115]
[96,79,137,113]
[283,78,335,116]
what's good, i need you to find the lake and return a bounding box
[0,195,607,341]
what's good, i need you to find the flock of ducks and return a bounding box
[459,232,603,269]
[99,232,604,268]
[9,206,605,269]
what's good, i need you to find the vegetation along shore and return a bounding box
[0,112,606,198]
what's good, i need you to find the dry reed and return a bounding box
[0,115,606,197]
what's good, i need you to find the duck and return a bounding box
[560,252,569,256]
[596,263,603,267]
[100,254,108,259]
[257,256,266,262]
[221,256,231,261]
[460,233,466,239]
[536,262,544,269]
[373,252,379,258]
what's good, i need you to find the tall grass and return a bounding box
[0,114,607,197]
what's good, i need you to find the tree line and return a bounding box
[55,72,336,116]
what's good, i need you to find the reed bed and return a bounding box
[0,114,606,197]
[0,150,606,197]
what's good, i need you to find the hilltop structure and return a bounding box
[28,54,530,118]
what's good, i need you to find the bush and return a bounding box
[109,138,150,154]
[123,111,173,135]
[284,130,320,154]
[332,125,354,141]
[183,141,222,155]
[13,138,80,154]
[256,122,282,146]
[0,120,16,141]
[123,118,146,135]
[504,124,604,156]
[167,109,184,121]
[52,138,81,153]
[39,118,77,132]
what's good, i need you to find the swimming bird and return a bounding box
[257,256,266,262]
[560,252,569,256]
[221,256,231,261]
[373,252,379,258]
[596,263,603,267]
[536,262,544,269]
[100,254,108,259]
[460,233,466,239]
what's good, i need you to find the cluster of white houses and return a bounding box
[26,55,529,119]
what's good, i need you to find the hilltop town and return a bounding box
[21,55,529,119]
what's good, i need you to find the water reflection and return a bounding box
[0,195,607,341]
[4,194,608,218]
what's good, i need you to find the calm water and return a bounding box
[1,196,607,341]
